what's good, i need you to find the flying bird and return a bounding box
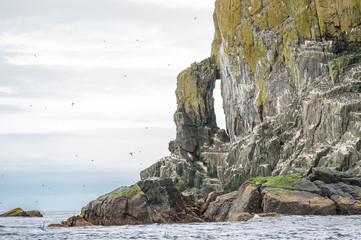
[129,152,133,157]
[71,102,75,106]
[124,75,127,77]
[34,54,37,57]
[194,17,197,20]
[83,185,86,188]
[91,159,94,162]
[136,39,139,42]
[42,184,44,187]
[75,155,78,157]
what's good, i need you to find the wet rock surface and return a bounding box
[52,172,361,227]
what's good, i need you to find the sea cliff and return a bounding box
[53,0,361,226]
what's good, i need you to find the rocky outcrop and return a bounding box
[54,0,361,228]
[0,208,43,217]
[51,179,203,227]
[174,57,221,161]
[201,173,361,221]
[48,215,93,227]
[141,0,361,197]
[53,172,361,227]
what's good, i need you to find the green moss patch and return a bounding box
[98,184,143,201]
[173,175,188,192]
[247,175,304,188]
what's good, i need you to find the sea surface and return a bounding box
[0,211,360,239]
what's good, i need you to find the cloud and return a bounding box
[0,104,24,114]
[0,0,214,69]
[0,0,217,211]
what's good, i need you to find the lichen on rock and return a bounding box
[59,0,361,227]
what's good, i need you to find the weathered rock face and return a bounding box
[213,0,361,140]
[142,0,361,195]
[61,179,203,226]
[0,208,43,217]
[200,173,361,221]
[174,57,220,161]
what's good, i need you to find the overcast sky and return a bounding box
[0,0,224,211]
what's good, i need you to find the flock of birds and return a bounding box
[0,100,151,207]
[31,15,200,71]
[1,15,200,208]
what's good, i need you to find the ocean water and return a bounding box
[0,211,360,239]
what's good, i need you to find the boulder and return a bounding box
[231,212,254,222]
[227,184,262,220]
[315,182,361,215]
[261,188,336,215]
[203,191,237,222]
[48,215,93,227]
[309,168,361,187]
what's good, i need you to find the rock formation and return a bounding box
[202,169,361,220]
[52,0,361,227]
[50,179,203,227]
[0,208,43,217]
[142,0,361,195]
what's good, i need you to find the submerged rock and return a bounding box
[0,208,43,217]
[48,215,93,227]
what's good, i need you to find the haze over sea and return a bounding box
[0,211,360,240]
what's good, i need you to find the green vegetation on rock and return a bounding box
[174,175,188,192]
[247,175,304,188]
[98,184,143,200]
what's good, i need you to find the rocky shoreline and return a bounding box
[50,168,361,227]
[52,0,361,227]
